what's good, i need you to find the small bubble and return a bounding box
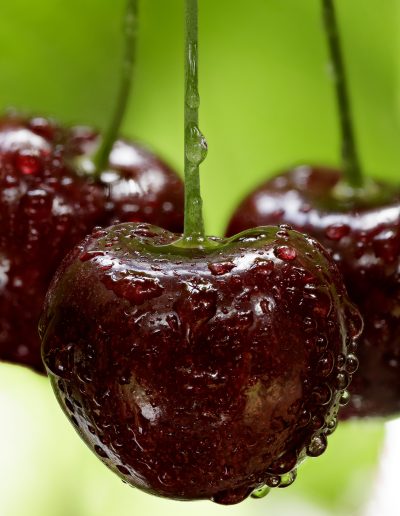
[317,351,334,377]
[307,434,328,457]
[274,246,297,261]
[94,445,108,458]
[116,465,130,475]
[326,417,338,435]
[278,470,297,488]
[208,261,236,276]
[80,250,105,262]
[265,475,281,488]
[185,123,208,165]
[339,390,350,406]
[251,485,271,499]
[345,354,359,374]
[298,410,311,427]
[325,224,350,241]
[311,384,332,406]
[336,371,350,390]
[16,149,41,175]
[336,353,346,369]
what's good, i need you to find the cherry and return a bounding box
[0,115,182,374]
[40,0,362,504]
[227,0,397,418]
[0,0,183,374]
[226,166,399,418]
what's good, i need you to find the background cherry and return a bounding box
[226,0,400,418]
[41,0,362,504]
[0,0,183,373]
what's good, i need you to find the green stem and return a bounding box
[322,0,364,188]
[183,0,207,241]
[93,0,138,177]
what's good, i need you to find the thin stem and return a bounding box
[93,0,138,176]
[183,0,207,241]
[322,0,363,188]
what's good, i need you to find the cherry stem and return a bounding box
[322,0,364,188]
[183,0,208,242]
[93,0,138,177]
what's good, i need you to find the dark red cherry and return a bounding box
[67,125,184,232]
[226,165,400,418]
[0,114,183,373]
[40,222,361,504]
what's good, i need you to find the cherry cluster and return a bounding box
[0,0,396,507]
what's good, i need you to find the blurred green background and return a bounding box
[0,0,397,514]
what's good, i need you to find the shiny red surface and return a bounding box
[0,114,183,373]
[227,165,400,418]
[41,222,361,503]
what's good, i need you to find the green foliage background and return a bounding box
[0,0,396,514]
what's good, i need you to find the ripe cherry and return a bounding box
[0,0,183,373]
[226,166,398,418]
[41,0,362,504]
[227,0,397,418]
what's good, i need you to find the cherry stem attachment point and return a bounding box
[322,0,364,188]
[93,0,138,177]
[183,0,208,242]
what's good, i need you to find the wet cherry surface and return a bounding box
[227,165,400,418]
[41,222,361,504]
[0,114,184,373]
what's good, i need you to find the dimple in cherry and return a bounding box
[41,0,362,504]
[226,0,400,419]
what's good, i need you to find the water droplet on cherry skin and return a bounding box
[208,261,236,276]
[325,223,350,241]
[15,149,42,175]
[306,434,327,458]
[274,245,297,261]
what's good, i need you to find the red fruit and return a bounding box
[0,114,183,373]
[40,222,361,504]
[226,165,400,418]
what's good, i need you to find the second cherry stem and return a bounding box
[93,0,138,176]
[322,0,364,188]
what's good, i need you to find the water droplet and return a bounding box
[266,475,281,488]
[80,250,105,262]
[116,465,130,475]
[307,434,328,457]
[316,335,328,352]
[345,354,359,374]
[278,469,297,488]
[94,445,108,458]
[16,149,41,175]
[186,87,200,109]
[298,409,311,427]
[336,353,346,369]
[185,123,208,165]
[339,390,350,406]
[326,416,338,435]
[251,485,271,499]
[336,371,350,390]
[325,224,350,241]
[311,384,332,405]
[274,245,297,261]
[208,261,236,276]
[317,351,334,377]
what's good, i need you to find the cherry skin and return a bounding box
[40,222,361,504]
[0,114,183,373]
[226,165,400,418]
